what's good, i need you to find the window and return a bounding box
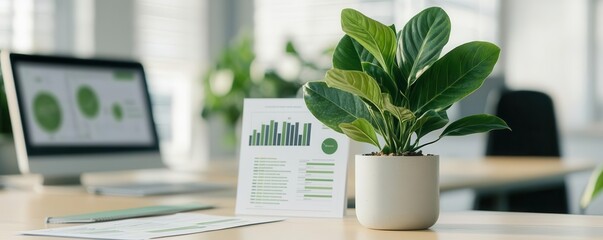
[0,0,56,52]
[135,0,207,164]
[255,0,395,66]
[596,0,603,122]
[255,0,499,65]
[503,0,592,130]
[427,0,499,53]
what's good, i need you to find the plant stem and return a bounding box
[367,107,387,151]
[398,118,405,152]
[412,136,442,152]
[403,124,413,152]
[381,111,397,153]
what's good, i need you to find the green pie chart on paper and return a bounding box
[33,92,62,133]
[77,86,100,118]
[321,138,338,155]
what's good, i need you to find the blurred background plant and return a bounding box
[201,33,331,148]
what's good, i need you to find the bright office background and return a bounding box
[1,0,603,213]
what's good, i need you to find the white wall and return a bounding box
[502,0,592,130]
[94,0,135,58]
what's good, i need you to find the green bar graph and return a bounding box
[302,123,308,146]
[268,120,274,146]
[251,130,257,145]
[304,194,332,198]
[305,186,332,190]
[307,162,335,166]
[307,170,334,174]
[260,125,265,146]
[281,122,286,145]
[305,178,333,182]
[249,121,312,146]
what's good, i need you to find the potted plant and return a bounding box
[303,7,509,230]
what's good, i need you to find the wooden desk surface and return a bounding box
[2,187,603,240]
[438,156,595,191]
[0,156,598,239]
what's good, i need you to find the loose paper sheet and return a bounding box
[236,99,350,218]
[22,213,284,240]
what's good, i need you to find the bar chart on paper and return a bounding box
[237,99,350,218]
[248,120,312,146]
[298,159,336,200]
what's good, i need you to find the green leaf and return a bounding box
[339,118,381,149]
[400,7,451,85]
[383,94,414,123]
[410,41,500,115]
[333,35,362,71]
[352,38,377,65]
[332,35,378,70]
[581,164,603,210]
[390,58,408,104]
[440,114,509,137]
[413,110,449,139]
[303,82,373,132]
[395,29,404,75]
[362,62,398,97]
[341,8,397,74]
[325,68,383,109]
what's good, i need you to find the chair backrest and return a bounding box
[477,90,568,213]
[486,90,560,157]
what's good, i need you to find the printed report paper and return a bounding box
[236,99,350,218]
[22,213,284,240]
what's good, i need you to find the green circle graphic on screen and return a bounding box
[112,103,123,121]
[321,138,338,155]
[76,86,100,118]
[33,92,62,133]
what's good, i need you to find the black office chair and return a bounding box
[474,90,569,213]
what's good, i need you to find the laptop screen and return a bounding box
[8,54,160,155]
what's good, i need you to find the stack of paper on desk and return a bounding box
[23,213,284,240]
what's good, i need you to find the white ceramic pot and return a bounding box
[355,155,439,230]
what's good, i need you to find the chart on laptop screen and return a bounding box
[15,63,154,146]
